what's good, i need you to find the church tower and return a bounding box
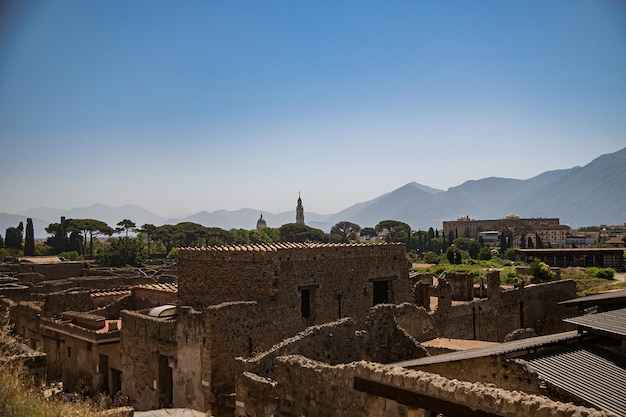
[296,193,305,224]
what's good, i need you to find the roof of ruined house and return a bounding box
[521,343,626,416]
[179,242,400,252]
[17,256,64,264]
[90,288,132,298]
[135,282,178,293]
[564,307,626,339]
[393,330,579,368]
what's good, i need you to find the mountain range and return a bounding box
[2,147,625,239]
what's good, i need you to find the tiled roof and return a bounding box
[17,256,63,264]
[90,288,132,298]
[180,242,397,252]
[522,344,626,416]
[135,283,178,293]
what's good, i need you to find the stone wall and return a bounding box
[432,274,577,342]
[178,243,411,329]
[119,309,177,410]
[236,356,617,417]
[417,355,544,395]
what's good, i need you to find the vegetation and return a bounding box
[24,219,35,256]
[530,260,556,283]
[0,312,100,417]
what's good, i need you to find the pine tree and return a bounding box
[24,218,35,256]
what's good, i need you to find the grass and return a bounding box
[0,313,100,417]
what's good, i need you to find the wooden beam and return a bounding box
[353,377,502,417]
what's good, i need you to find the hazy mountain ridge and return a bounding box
[2,148,625,238]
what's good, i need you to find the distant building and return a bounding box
[256,214,267,231]
[296,193,305,224]
[443,215,568,248]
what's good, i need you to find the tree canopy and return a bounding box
[330,221,361,242]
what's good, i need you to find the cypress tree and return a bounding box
[24,218,35,256]
[4,226,22,250]
[52,217,67,254]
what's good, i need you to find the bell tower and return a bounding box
[296,193,305,224]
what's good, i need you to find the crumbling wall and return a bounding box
[43,291,94,316]
[417,355,544,395]
[236,357,617,417]
[119,310,176,411]
[241,318,360,377]
[432,277,577,342]
[361,304,429,363]
[393,303,438,342]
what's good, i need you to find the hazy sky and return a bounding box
[1,1,625,217]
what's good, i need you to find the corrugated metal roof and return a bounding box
[559,289,626,306]
[393,331,579,368]
[522,344,626,416]
[564,308,626,338]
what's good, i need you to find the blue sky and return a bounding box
[1,1,625,216]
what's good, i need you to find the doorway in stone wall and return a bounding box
[373,280,389,305]
[158,354,173,408]
[99,354,109,393]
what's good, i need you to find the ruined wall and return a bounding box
[133,287,177,310]
[433,278,577,342]
[236,357,617,417]
[120,310,177,411]
[417,356,544,395]
[361,304,429,364]
[43,291,95,316]
[178,243,411,330]
[10,262,87,281]
[241,318,360,377]
[172,307,205,411]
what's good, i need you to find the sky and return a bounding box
[1,1,625,217]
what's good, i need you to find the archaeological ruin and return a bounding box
[1,244,625,416]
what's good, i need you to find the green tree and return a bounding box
[98,237,146,267]
[446,246,463,264]
[330,221,361,242]
[46,217,68,254]
[154,224,177,254]
[139,224,158,256]
[66,219,114,256]
[375,220,410,244]
[527,236,534,248]
[24,218,35,256]
[535,233,544,249]
[279,223,327,243]
[360,227,377,239]
[115,219,137,237]
[504,247,517,261]
[0,234,4,248]
[4,222,23,250]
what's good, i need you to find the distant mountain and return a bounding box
[2,148,625,238]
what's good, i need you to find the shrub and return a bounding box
[530,260,556,283]
[422,251,440,265]
[586,267,615,280]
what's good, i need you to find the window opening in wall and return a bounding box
[67,346,72,358]
[301,289,311,318]
[298,284,319,319]
[373,281,389,305]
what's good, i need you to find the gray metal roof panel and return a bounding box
[522,344,626,416]
[394,331,579,368]
[559,289,626,306]
[564,308,626,338]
